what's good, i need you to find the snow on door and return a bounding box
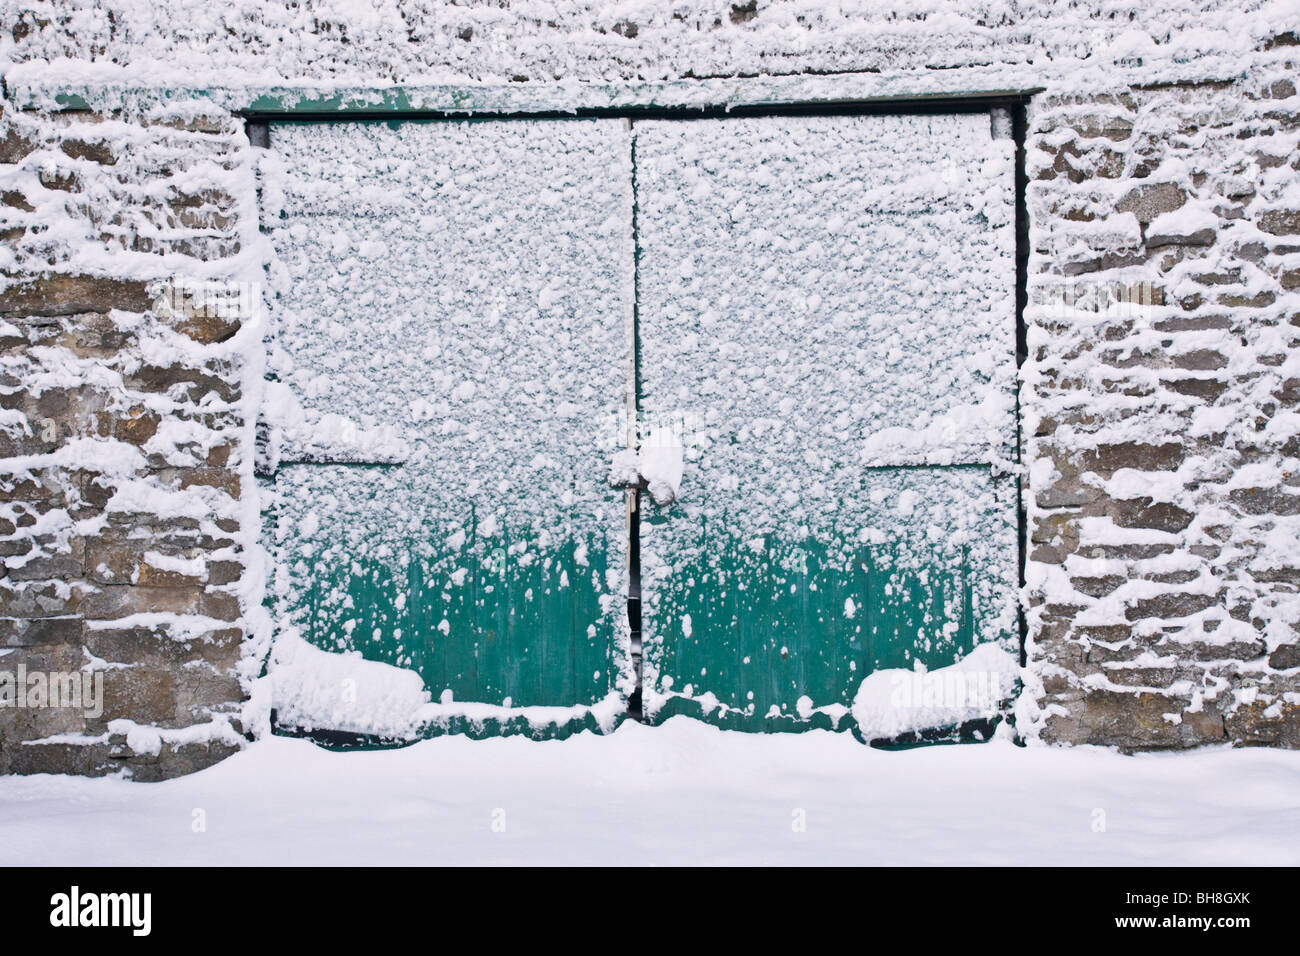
[634,113,1020,736]
[263,120,635,738]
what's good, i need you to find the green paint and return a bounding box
[642,470,1018,734]
[276,475,616,716]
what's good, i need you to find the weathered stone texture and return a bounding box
[1024,66,1300,750]
[0,100,255,777]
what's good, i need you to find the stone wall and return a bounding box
[1021,62,1300,748]
[1,0,1283,89]
[0,105,262,778]
[0,2,1297,776]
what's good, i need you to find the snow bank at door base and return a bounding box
[269,631,431,738]
[268,633,626,739]
[851,643,1021,741]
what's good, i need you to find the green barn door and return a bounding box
[264,119,635,738]
[634,113,1020,737]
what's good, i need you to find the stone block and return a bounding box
[1116,183,1186,223]
[0,275,153,316]
[1079,441,1185,476]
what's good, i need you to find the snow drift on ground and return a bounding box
[1,718,1297,866]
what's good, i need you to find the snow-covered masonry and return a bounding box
[0,1,1297,777]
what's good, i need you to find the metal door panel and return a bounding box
[265,119,634,735]
[634,113,1018,732]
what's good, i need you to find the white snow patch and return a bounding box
[851,643,1020,740]
[1,720,1297,865]
[639,425,684,506]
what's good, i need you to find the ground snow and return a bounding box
[1,719,1297,866]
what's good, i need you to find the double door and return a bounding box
[264,111,1018,739]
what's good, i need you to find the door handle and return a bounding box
[607,427,683,506]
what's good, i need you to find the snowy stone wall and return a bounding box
[1020,72,1300,749]
[0,1,1297,775]
[0,103,266,778]
[0,1,1290,92]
